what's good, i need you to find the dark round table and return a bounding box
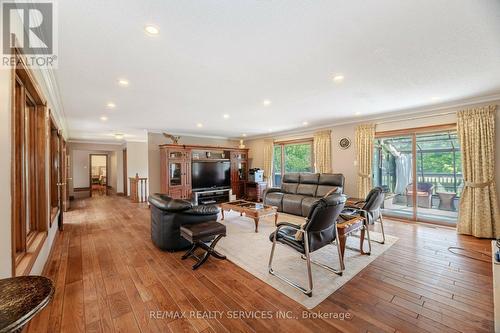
[0,276,54,333]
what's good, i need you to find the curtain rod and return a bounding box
[375,111,456,125]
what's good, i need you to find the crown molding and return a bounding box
[241,92,500,141]
[68,139,125,146]
[146,129,236,141]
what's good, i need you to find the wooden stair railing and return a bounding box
[129,174,148,203]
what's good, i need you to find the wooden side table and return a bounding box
[0,276,54,333]
[336,215,369,260]
[244,181,268,202]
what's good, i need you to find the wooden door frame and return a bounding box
[89,154,108,197]
[123,149,127,196]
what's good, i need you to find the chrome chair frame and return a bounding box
[345,203,386,245]
[268,222,344,297]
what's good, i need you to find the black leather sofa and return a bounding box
[263,173,345,217]
[148,194,220,251]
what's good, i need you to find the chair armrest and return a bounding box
[275,222,301,230]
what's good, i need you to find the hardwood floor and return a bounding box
[27,195,494,333]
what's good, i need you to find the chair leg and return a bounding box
[182,243,199,260]
[301,240,344,276]
[335,238,345,273]
[268,231,278,273]
[362,222,372,255]
[268,230,313,297]
[371,214,386,244]
[304,237,313,297]
[186,235,226,270]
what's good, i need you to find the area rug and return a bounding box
[216,211,398,309]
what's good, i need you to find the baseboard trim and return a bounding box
[74,187,90,192]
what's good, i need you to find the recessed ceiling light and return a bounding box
[223,114,230,119]
[268,128,273,132]
[144,25,160,36]
[118,79,129,87]
[196,123,203,128]
[431,96,441,101]
[100,116,108,121]
[242,133,247,137]
[114,133,124,140]
[332,74,344,83]
[106,102,116,109]
[355,112,362,116]
[302,121,309,126]
[263,99,272,107]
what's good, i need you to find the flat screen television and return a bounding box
[192,161,231,190]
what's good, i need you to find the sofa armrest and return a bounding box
[263,187,282,200]
[185,204,220,216]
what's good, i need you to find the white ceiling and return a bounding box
[56,0,500,142]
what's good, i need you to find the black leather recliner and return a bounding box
[148,194,220,251]
[268,194,346,297]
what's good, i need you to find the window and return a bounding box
[273,140,313,186]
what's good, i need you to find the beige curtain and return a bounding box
[355,124,375,199]
[457,105,500,238]
[263,139,274,187]
[313,130,332,173]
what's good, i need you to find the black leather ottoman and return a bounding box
[180,221,227,270]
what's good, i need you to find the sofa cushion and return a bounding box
[299,173,320,184]
[316,185,340,197]
[301,196,319,217]
[296,184,317,197]
[265,192,284,212]
[282,173,300,183]
[318,173,344,187]
[316,173,345,193]
[282,194,305,216]
[281,173,300,194]
[281,182,298,194]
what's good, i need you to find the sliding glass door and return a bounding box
[373,126,460,225]
[373,135,415,220]
[415,132,461,223]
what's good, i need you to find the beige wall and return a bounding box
[0,64,12,277]
[147,132,239,194]
[247,101,500,198]
[68,142,124,196]
[127,141,149,196]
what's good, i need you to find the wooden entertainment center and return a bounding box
[159,144,249,202]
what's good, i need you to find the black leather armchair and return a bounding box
[268,194,346,297]
[148,194,220,251]
[343,187,386,245]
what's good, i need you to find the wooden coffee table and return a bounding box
[220,200,278,232]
